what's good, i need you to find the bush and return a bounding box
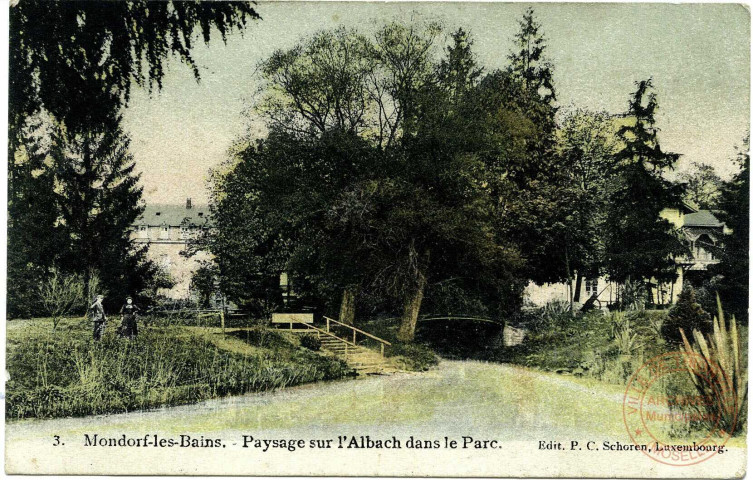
[524,301,572,333]
[619,280,647,311]
[37,268,85,330]
[488,310,674,385]
[386,343,438,371]
[422,281,490,318]
[662,287,712,344]
[299,334,322,351]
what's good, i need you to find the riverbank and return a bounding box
[6,318,352,420]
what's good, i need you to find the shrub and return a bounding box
[422,281,490,318]
[37,268,85,330]
[628,310,667,338]
[680,296,747,435]
[612,314,640,356]
[526,301,572,333]
[663,287,712,344]
[299,334,322,351]
[386,343,438,371]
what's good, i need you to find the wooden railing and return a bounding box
[324,316,391,357]
[300,322,357,356]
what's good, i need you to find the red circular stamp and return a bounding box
[622,351,738,466]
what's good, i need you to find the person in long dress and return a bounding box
[119,296,140,339]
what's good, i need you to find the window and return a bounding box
[180,226,190,239]
[694,235,715,261]
[585,279,599,297]
[159,225,169,240]
[138,225,148,239]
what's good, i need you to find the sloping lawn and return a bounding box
[6,318,351,420]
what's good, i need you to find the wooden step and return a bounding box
[292,325,398,375]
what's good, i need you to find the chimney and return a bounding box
[186,198,192,209]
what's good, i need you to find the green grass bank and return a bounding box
[491,308,747,386]
[6,318,352,420]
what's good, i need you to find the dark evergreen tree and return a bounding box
[662,286,712,344]
[604,79,687,290]
[438,28,483,100]
[508,7,556,104]
[505,8,557,175]
[712,137,749,320]
[483,8,568,288]
[49,117,157,308]
[7,120,64,317]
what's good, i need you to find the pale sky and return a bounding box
[121,2,750,205]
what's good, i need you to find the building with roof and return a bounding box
[131,199,213,298]
[660,202,729,274]
[525,202,729,309]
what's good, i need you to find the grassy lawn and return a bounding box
[6,317,352,420]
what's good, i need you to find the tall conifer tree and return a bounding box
[7,120,64,317]
[604,79,686,290]
[50,117,156,306]
[508,7,556,104]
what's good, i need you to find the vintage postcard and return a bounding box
[4,1,750,477]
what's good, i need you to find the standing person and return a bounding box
[119,296,140,339]
[90,294,107,341]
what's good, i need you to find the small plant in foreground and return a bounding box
[614,318,640,356]
[680,295,747,435]
[37,268,84,330]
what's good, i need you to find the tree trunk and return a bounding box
[573,272,583,303]
[339,285,357,325]
[565,247,574,316]
[397,270,427,343]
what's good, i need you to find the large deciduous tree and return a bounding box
[679,162,723,210]
[209,23,525,341]
[558,109,620,302]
